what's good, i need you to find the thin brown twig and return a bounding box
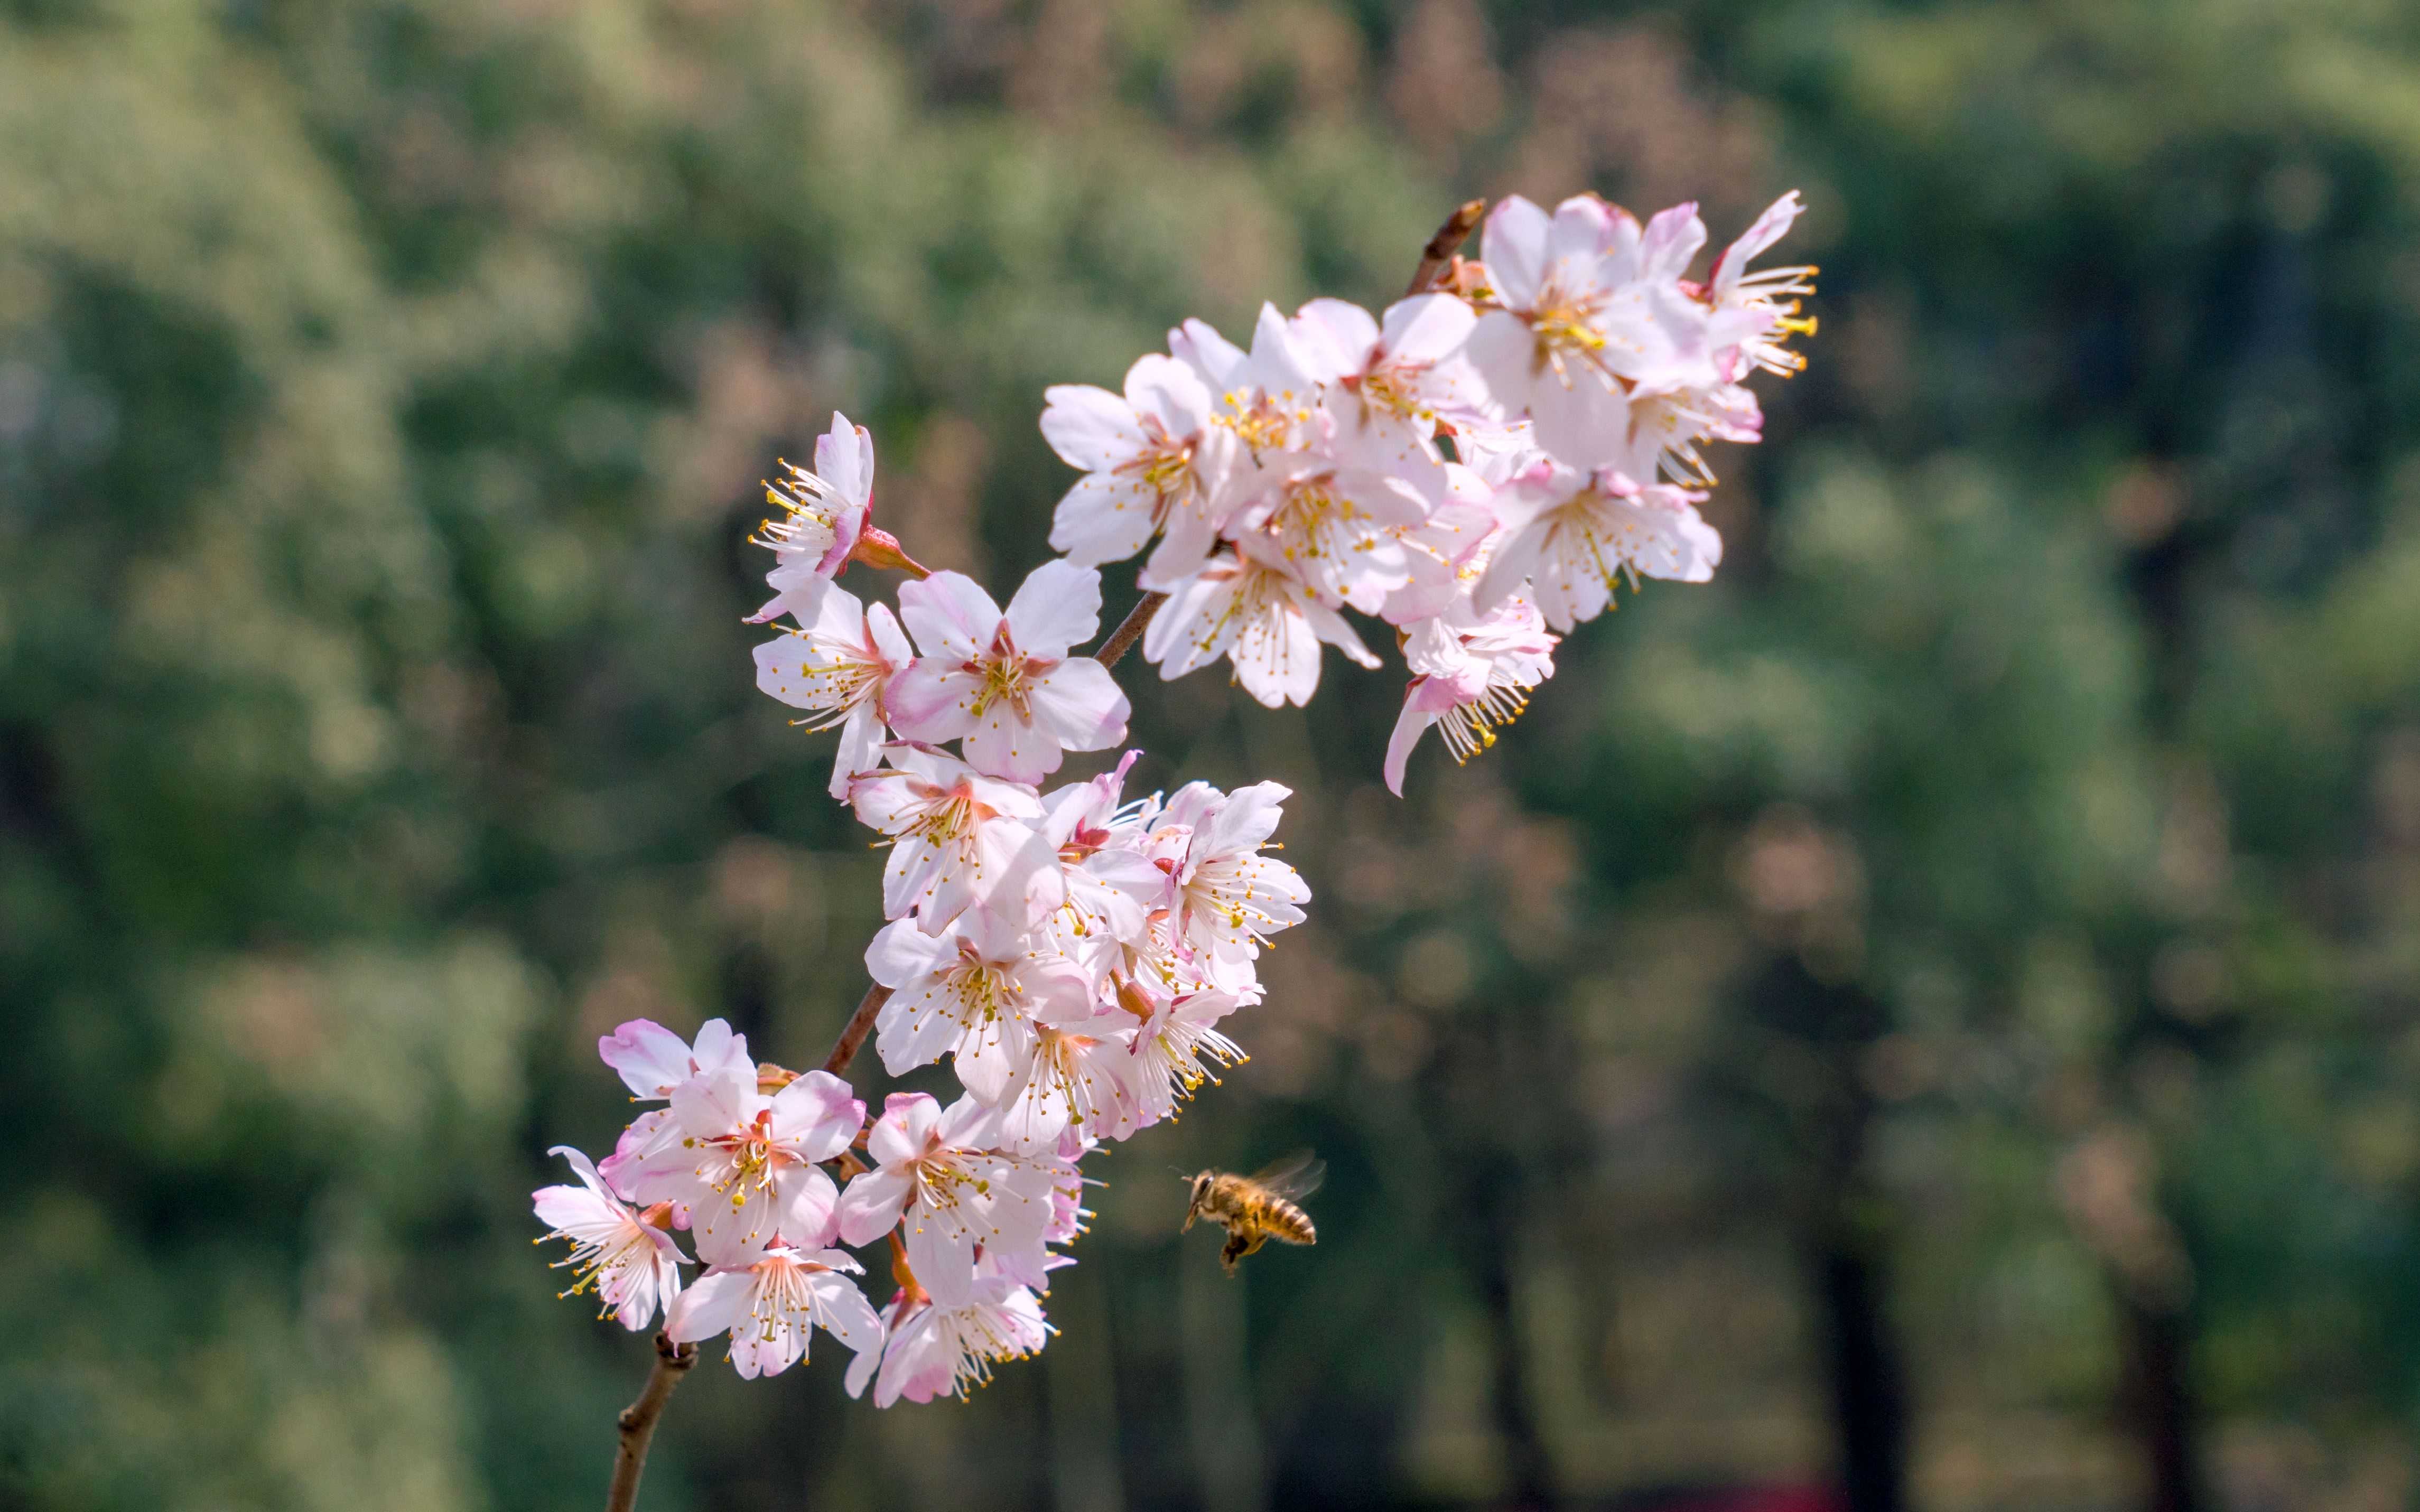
[1405,198,1485,298]
[822,983,892,1078]
[606,1332,696,1512]
[1094,590,1166,671]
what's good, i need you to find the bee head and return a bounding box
[1182,1170,1213,1230]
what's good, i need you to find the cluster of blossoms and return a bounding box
[536,191,1812,1403]
[1048,190,1810,791]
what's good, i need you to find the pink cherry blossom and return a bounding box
[597,1016,749,1100]
[1707,191,1816,380]
[1463,195,1718,471]
[1039,753,1172,969]
[1167,780,1309,962]
[1200,304,1324,460]
[863,908,1096,1100]
[1042,354,1245,580]
[988,1008,1142,1146]
[1383,600,1560,795]
[1142,536,1381,708]
[754,585,915,799]
[1229,461,1431,614]
[665,1246,881,1379]
[533,1146,688,1331]
[1057,773,1185,955]
[1286,294,1483,474]
[846,1259,1053,1407]
[1379,466,1501,626]
[1476,460,1723,630]
[618,1065,864,1267]
[1622,382,1764,489]
[886,563,1131,785]
[749,412,874,625]
[848,744,1064,931]
[1116,985,1246,1134]
[834,1093,1061,1306]
[1042,1130,1097,1245]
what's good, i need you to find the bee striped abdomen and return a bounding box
[1255,1197,1315,1244]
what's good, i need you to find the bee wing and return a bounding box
[1249,1150,1325,1201]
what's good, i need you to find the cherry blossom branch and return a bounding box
[807,195,1481,1095]
[606,1332,696,1512]
[550,181,1811,1490]
[1406,198,1485,298]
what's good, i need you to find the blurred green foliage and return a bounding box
[8,2,2420,1510]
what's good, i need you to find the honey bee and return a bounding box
[1181,1151,1324,1273]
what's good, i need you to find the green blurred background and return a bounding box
[8,1,2420,1509]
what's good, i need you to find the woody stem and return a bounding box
[1093,589,1165,672]
[822,983,892,1079]
[1406,198,1485,298]
[605,1332,696,1512]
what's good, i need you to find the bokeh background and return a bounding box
[8,1,2420,1509]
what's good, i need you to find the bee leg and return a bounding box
[1220,1233,1248,1273]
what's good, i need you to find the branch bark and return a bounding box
[1094,589,1165,671]
[606,1332,696,1512]
[822,982,892,1079]
[1406,198,1485,298]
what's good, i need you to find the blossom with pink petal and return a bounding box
[1043,354,1244,580]
[597,1016,750,1101]
[886,563,1131,785]
[1622,382,1764,489]
[749,412,874,625]
[1707,191,1816,381]
[863,908,1096,1100]
[533,1146,688,1331]
[1037,754,1170,974]
[618,1065,864,1267]
[1379,467,1501,626]
[1116,985,1246,1134]
[987,1008,1142,1147]
[1286,294,1483,474]
[1383,600,1559,795]
[666,1246,881,1379]
[1142,537,1381,708]
[1462,195,1718,470]
[754,585,915,798]
[849,744,1064,931]
[1476,460,1723,630]
[1041,1128,1097,1246]
[846,1258,1053,1407]
[1166,780,1308,962]
[834,1093,1061,1306]
[1228,462,1431,614]
[1199,303,1325,459]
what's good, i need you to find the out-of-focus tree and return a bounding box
[9,1,2420,1510]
